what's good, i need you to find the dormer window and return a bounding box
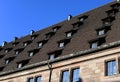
[106,9,119,17]
[98,29,105,36]
[111,3,120,9]
[46,32,55,39]
[18,63,23,69]
[13,42,19,47]
[59,42,65,48]
[28,49,39,57]
[52,26,61,32]
[29,51,34,57]
[5,59,9,64]
[48,49,63,60]
[38,40,48,48]
[5,49,8,53]
[5,57,15,64]
[17,59,29,69]
[66,32,72,37]
[58,38,71,48]
[72,21,82,28]
[15,48,24,55]
[38,42,43,48]
[91,41,98,48]
[102,17,115,27]
[78,15,88,22]
[49,54,55,60]
[66,30,77,38]
[23,40,32,47]
[89,37,106,48]
[4,48,12,53]
[31,34,38,40]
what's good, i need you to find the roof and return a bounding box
[0,1,120,73]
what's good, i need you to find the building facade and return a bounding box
[0,1,120,82]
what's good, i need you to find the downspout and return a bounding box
[47,61,52,82]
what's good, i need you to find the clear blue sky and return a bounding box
[0,0,113,45]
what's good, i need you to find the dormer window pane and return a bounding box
[5,50,8,53]
[53,28,57,32]
[98,29,105,35]
[15,51,19,55]
[29,52,34,57]
[66,32,72,37]
[38,42,43,48]
[5,59,9,64]
[91,42,98,48]
[18,63,23,69]
[49,54,55,60]
[24,43,28,47]
[59,42,64,48]
[31,36,35,40]
[79,18,84,22]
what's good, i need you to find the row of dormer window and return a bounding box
[90,3,120,49]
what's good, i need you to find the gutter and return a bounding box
[0,40,120,76]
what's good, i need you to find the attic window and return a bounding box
[98,29,105,36]
[106,9,119,17]
[13,42,19,47]
[17,59,29,69]
[28,49,39,57]
[4,48,12,53]
[49,54,55,60]
[111,3,120,9]
[46,32,55,39]
[66,30,77,38]
[5,59,9,64]
[102,17,115,27]
[72,21,83,28]
[58,38,71,48]
[48,49,63,60]
[5,57,15,64]
[59,42,65,48]
[53,26,61,32]
[15,48,24,55]
[89,37,106,48]
[79,15,88,22]
[31,34,38,40]
[23,40,32,47]
[29,52,34,57]
[38,40,48,48]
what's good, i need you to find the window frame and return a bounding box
[60,70,69,82]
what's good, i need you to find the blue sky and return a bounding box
[0,0,113,45]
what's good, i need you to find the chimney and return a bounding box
[30,30,35,35]
[68,14,73,21]
[2,41,7,47]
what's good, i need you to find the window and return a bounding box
[13,42,19,47]
[28,78,34,82]
[31,36,35,40]
[71,68,80,82]
[66,32,72,38]
[53,26,61,32]
[5,49,8,53]
[36,76,42,82]
[5,59,9,64]
[38,42,43,48]
[61,70,69,82]
[29,52,34,57]
[59,42,64,48]
[91,41,98,48]
[49,54,55,60]
[24,42,28,47]
[18,63,23,69]
[15,51,19,55]
[106,60,116,76]
[98,29,105,35]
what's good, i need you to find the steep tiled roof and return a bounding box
[0,1,120,73]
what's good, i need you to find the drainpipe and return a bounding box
[47,61,52,82]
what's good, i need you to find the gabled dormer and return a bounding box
[46,32,55,39]
[23,40,32,47]
[111,3,120,9]
[78,15,88,22]
[5,57,15,64]
[58,38,71,48]
[28,49,39,57]
[17,59,30,69]
[14,48,24,55]
[102,17,115,27]
[52,26,61,32]
[106,8,119,17]
[65,29,77,38]
[4,48,12,53]
[37,40,48,48]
